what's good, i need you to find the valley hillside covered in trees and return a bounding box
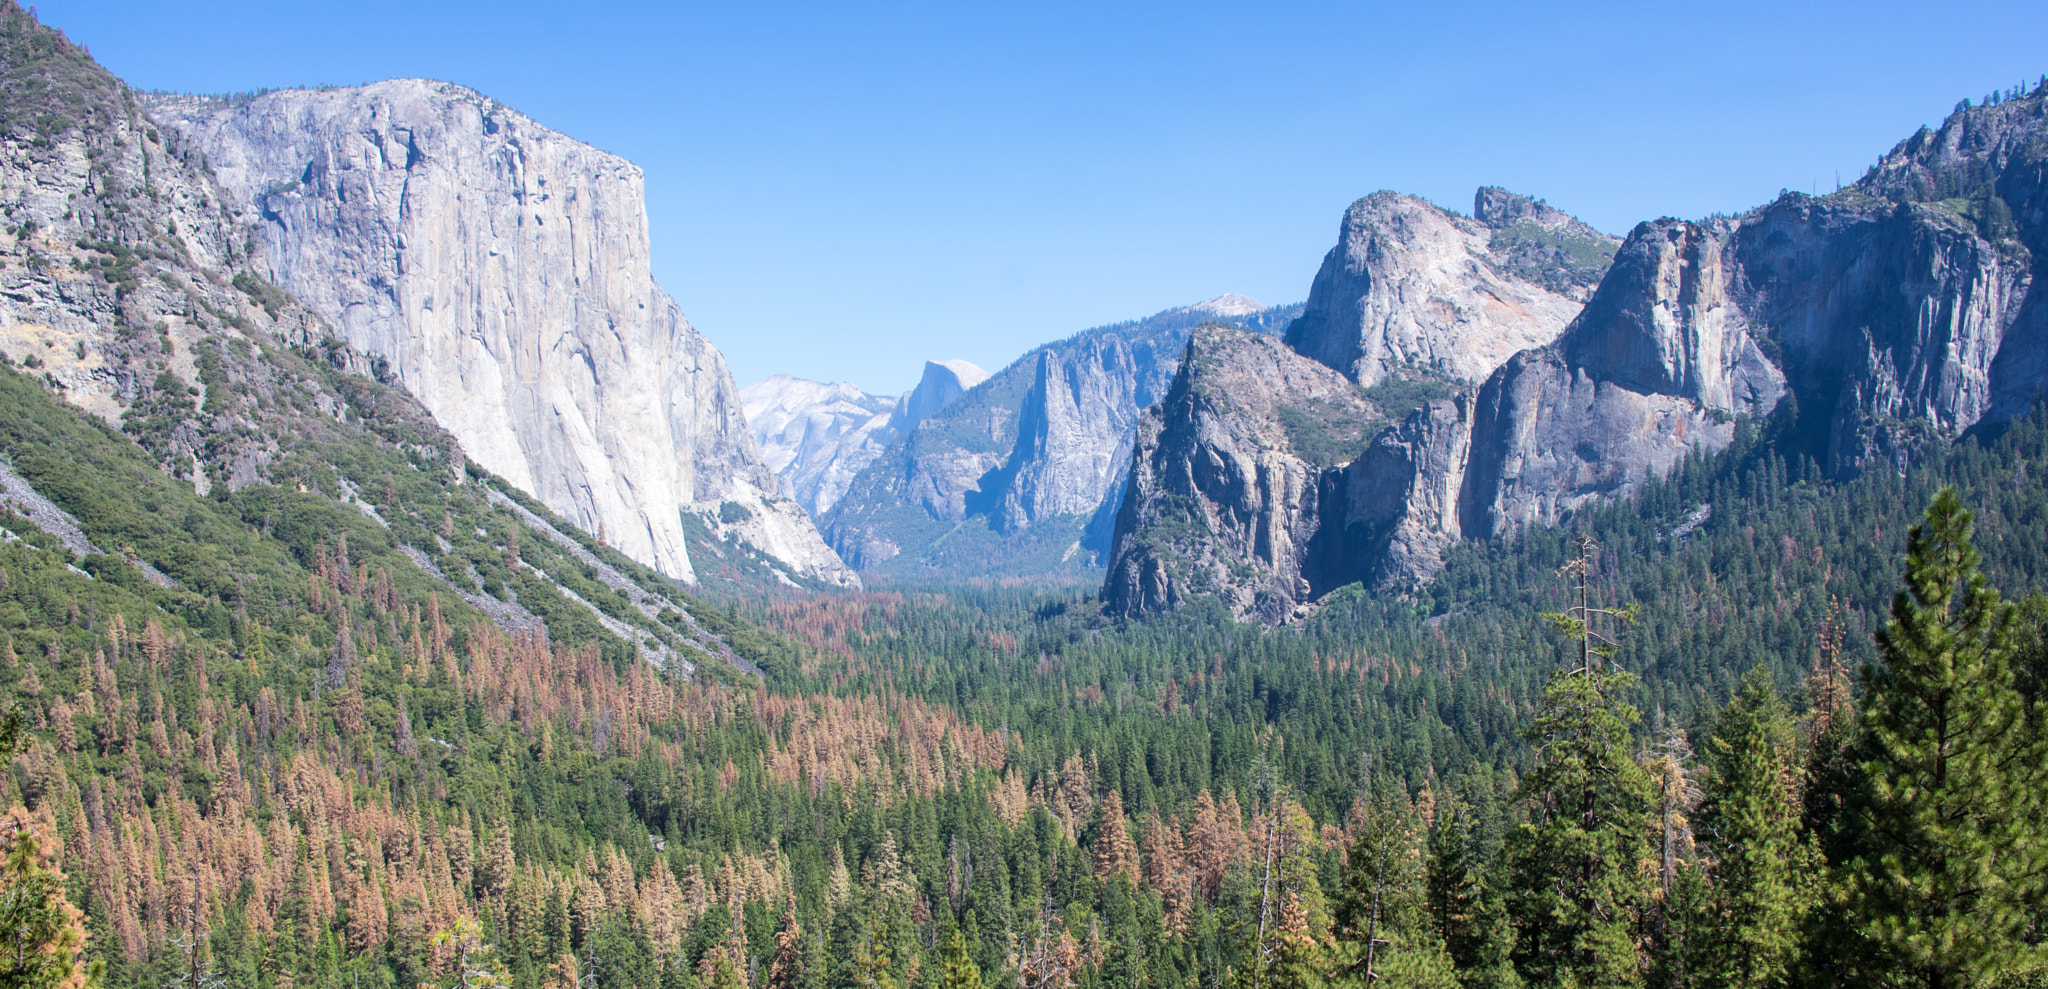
[2,4,2048,989]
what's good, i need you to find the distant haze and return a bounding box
[40,0,2048,393]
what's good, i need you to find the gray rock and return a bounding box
[824,296,1299,577]
[901,359,991,427]
[1102,325,1382,622]
[1110,90,2048,621]
[739,358,989,519]
[741,374,901,517]
[1283,190,1610,387]
[145,80,857,587]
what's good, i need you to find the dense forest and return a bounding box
[6,330,2048,989]
[0,5,2044,988]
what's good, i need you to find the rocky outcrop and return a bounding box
[1101,326,1383,622]
[1283,190,1613,387]
[1472,186,1624,301]
[1449,217,1790,539]
[1331,396,1475,590]
[823,296,1299,577]
[145,80,856,587]
[1110,91,2048,620]
[0,13,757,659]
[902,359,990,426]
[0,19,351,495]
[741,359,988,518]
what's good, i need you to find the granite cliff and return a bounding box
[144,81,856,587]
[1283,189,1614,387]
[741,358,988,518]
[0,7,742,664]
[1108,90,2048,621]
[823,296,1298,580]
[1100,326,1385,622]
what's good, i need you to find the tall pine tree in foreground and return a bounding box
[1502,537,1655,988]
[1851,488,2048,988]
[1691,666,1815,988]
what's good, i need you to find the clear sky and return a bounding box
[34,0,2048,394]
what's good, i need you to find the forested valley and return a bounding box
[7,342,2048,989]
[0,5,2046,988]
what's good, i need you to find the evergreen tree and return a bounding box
[1260,896,1331,989]
[936,928,984,989]
[766,902,804,989]
[1849,488,2048,988]
[1691,666,1815,988]
[1333,777,1438,984]
[1423,809,1481,972]
[1501,537,1655,988]
[0,807,99,989]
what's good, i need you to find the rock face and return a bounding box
[145,80,857,587]
[902,359,991,426]
[0,18,355,495]
[1101,326,1384,622]
[823,297,1300,578]
[1454,216,1789,541]
[741,375,899,517]
[741,358,988,518]
[1109,90,2048,621]
[1283,190,1614,387]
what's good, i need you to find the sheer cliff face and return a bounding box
[145,81,856,587]
[1283,190,1613,386]
[1102,326,1378,622]
[902,360,991,426]
[823,296,1299,578]
[1109,93,2048,621]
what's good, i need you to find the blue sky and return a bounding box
[36,0,2048,394]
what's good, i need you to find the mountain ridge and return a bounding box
[820,296,1301,580]
[1106,89,2048,621]
[740,358,989,518]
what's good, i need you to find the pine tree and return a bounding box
[1259,896,1332,989]
[1691,665,1815,988]
[936,928,982,989]
[1423,809,1480,971]
[766,902,803,989]
[424,917,508,989]
[1333,777,1426,983]
[0,807,100,989]
[1849,488,2048,988]
[1090,789,1138,885]
[1502,536,1655,988]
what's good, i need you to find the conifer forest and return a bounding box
[8,335,2048,989]
[4,3,2048,988]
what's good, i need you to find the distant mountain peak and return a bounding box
[1187,294,1266,317]
[927,359,991,389]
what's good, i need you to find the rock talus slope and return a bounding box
[146,81,856,586]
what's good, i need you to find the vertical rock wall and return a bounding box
[146,81,856,586]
